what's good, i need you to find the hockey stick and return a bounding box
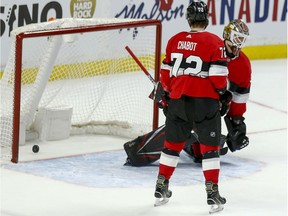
[125,46,167,107]
[125,46,157,86]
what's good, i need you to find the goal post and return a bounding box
[0,18,162,163]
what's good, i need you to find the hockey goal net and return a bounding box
[0,18,162,163]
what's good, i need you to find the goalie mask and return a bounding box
[223,19,249,58]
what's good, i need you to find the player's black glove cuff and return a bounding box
[231,116,245,126]
[216,87,227,95]
[219,91,232,116]
[149,82,169,109]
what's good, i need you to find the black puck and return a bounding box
[32,145,39,153]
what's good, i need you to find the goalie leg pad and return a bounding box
[123,125,166,166]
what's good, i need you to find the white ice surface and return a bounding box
[1,59,287,216]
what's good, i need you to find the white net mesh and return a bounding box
[0,18,160,162]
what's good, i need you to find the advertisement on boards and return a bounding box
[0,0,287,70]
[111,0,287,45]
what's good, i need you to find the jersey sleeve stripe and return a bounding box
[161,62,171,71]
[211,60,228,67]
[229,81,250,94]
[232,92,250,103]
[209,64,228,76]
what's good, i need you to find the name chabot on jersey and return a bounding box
[177,41,197,51]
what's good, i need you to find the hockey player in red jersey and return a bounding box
[153,1,228,213]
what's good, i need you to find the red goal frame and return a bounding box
[11,19,162,163]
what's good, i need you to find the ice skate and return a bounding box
[154,175,172,207]
[205,181,226,214]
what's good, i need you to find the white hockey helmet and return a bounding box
[223,19,249,49]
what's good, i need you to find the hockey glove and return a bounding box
[149,82,169,109]
[219,91,232,116]
[224,116,249,152]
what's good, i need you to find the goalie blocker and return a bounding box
[123,125,228,166]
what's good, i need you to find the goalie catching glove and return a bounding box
[149,82,169,109]
[224,116,249,152]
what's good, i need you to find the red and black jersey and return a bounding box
[227,51,251,117]
[160,31,228,99]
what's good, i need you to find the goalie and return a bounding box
[222,19,251,152]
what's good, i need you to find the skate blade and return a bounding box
[154,197,169,207]
[209,204,224,214]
